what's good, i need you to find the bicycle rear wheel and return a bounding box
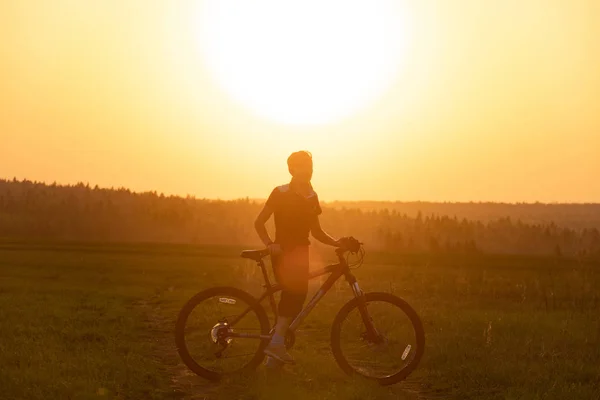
[175,287,270,381]
[331,292,425,385]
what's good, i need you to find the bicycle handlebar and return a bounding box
[336,236,362,254]
[241,236,363,263]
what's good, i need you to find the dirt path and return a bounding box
[136,294,221,400]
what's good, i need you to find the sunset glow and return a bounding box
[1,1,598,202]
[197,0,412,125]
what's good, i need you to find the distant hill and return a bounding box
[325,201,600,231]
[1,177,599,260]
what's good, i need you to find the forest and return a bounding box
[1,178,599,261]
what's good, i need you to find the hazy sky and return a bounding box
[1,0,598,202]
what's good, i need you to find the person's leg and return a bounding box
[265,245,309,364]
[271,316,290,341]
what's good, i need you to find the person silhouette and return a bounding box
[254,150,342,366]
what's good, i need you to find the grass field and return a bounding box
[1,241,599,399]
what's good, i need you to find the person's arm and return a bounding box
[255,188,282,254]
[254,204,274,247]
[310,215,340,247]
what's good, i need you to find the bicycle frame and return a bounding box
[226,250,369,341]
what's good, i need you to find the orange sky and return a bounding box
[1,0,599,202]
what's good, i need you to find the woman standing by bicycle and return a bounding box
[175,151,424,384]
[254,150,342,365]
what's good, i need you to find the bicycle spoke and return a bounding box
[229,327,263,331]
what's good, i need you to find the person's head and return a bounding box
[287,150,313,182]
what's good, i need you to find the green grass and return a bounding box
[0,241,599,399]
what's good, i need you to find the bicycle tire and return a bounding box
[330,292,425,385]
[175,286,270,381]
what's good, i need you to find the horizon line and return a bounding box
[2,176,599,206]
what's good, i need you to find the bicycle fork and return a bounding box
[345,272,382,343]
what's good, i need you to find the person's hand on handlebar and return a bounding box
[336,236,362,253]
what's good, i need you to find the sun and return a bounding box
[196,0,412,125]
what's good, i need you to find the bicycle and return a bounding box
[175,238,425,385]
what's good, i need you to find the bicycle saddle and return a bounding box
[240,249,270,261]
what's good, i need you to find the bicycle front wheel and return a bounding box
[331,292,425,385]
[175,287,270,381]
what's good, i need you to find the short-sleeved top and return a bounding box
[265,183,322,247]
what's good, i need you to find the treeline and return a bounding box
[327,201,600,231]
[1,178,599,261]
